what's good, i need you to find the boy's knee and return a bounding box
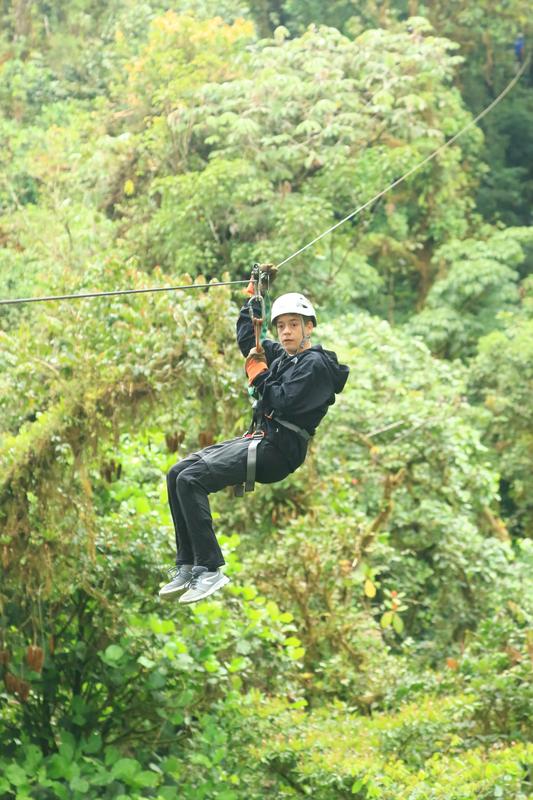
[175,460,211,495]
[167,463,180,486]
[175,466,196,493]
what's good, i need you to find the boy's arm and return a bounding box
[236,298,282,363]
[251,353,334,417]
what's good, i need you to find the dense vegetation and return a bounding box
[1,1,532,798]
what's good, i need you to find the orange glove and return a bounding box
[245,348,268,384]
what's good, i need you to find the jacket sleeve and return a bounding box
[252,353,334,417]
[236,299,283,364]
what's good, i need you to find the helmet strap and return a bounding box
[296,317,311,353]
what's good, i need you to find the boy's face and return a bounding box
[275,313,313,354]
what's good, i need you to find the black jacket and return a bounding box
[236,301,349,470]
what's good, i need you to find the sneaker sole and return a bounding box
[179,575,230,604]
[158,582,191,599]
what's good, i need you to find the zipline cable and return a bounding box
[1,57,529,306]
[0,279,250,307]
[276,56,531,270]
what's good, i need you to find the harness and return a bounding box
[233,408,311,497]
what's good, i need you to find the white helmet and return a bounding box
[270,293,317,327]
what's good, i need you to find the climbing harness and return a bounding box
[268,414,311,443]
[233,414,311,496]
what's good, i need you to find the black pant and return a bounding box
[166,437,292,570]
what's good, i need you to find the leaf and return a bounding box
[46,754,71,780]
[134,496,150,514]
[228,657,247,673]
[279,612,293,623]
[380,612,393,629]
[149,617,176,635]
[22,745,42,772]
[138,655,156,669]
[392,614,404,634]
[134,770,159,788]
[111,758,140,781]
[284,636,302,647]
[288,647,305,660]
[294,119,322,137]
[69,776,89,793]
[6,764,28,787]
[102,644,124,662]
[290,698,308,709]
[82,733,102,754]
[364,579,376,598]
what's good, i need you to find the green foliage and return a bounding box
[250,696,533,799]
[468,282,533,535]
[204,313,533,714]
[0,428,302,798]
[475,90,533,227]
[1,2,532,796]
[406,226,533,358]
[0,266,247,599]
[153,20,477,305]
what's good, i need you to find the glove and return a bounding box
[259,264,277,293]
[245,347,268,384]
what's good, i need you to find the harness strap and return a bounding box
[234,416,310,499]
[233,432,264,496]
[245,434,263,492]
[274,416,312,442]
[264,409,312,442]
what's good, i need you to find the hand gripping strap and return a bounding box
[246,360,268,384]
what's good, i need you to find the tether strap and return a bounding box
[233,433,264,496]
[245,434,263,492]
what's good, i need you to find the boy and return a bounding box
[160,288,348,603]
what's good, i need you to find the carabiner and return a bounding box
[248,293,266,324]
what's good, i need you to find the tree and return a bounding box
[406,226,533,359]
[468,279,533,537]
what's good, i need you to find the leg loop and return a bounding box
[233,432,264,496]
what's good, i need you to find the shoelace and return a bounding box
[167,565,192,580]
[188,569,210,589]
[188,573,203,589]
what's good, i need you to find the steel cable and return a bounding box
[276,56,531,270]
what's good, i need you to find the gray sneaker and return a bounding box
[179,566,230,604]
[159,564,194,599]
